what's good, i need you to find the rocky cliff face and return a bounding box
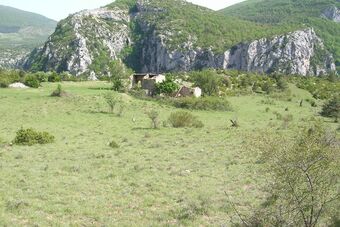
[24,7,131,77]
[140,28,335,76]
[23,0,336,77]
[321,6,340,22]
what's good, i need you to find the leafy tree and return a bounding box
[190,69,222,96]
[108,60,132,92]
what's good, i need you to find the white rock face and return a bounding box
[140,28,335,76]
[9,82,29,89]
[24,7,131,77]
[321,6,340,22]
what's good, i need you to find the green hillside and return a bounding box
[0,5,56,30]
[0,5,56,67]
[220,0,340,72]
[110,0,300,53]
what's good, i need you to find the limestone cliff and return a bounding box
[139,28,335,76]
[23,7,131,77]
[23,0,337,77]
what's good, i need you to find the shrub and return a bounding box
[310,100,317,107]
[104,92,120,113]
[48,72,61,82]
[256,123,339,226]
[321,96,340,122]
[109,140,119,149]
[276,77,289,91]
[262,82,275,94]
[190,69,222,96]
[146,110,160,129]
[33,72,49,82]
[230,119,239,127]
[51,84,67,97]
[60,72,78,81]
[0,70,20,87]
[168,111,204,128]
[155,77,179,95]
[13,128,55,146]
[24,74,40,88]
[171,97,232,111]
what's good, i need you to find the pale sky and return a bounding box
[0,0,245,21]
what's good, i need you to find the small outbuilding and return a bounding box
[130,73,166,95]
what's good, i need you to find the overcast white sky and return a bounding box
[0,0,245,21]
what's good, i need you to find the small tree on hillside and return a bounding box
[108,60,133,92]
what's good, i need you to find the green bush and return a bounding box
[33,72,49,82]
[146,110,160,129]
[171,97,232,111]
[24,74,40,88]
[48,72,62,82]
[168,111,204,128]
[109,140,119,149]
[155,77,179,95]
[13,128,55,146]
[51,84,66,97]
[321,96,340,121]
[261,81,275,94]
[190,69,222,96]
[104,92,121,113]
[0,70,20,87]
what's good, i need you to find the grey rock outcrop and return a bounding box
[140,28,335,76]
[23,7,131,76]
[321,6,340,22]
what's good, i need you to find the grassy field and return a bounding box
[0,82,337,226]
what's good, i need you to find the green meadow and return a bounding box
[0,82,338,226]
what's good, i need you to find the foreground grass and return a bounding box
[0,82,337,226]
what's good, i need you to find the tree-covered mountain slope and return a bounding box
[0,5,57,68]
[220,0,340,73]
[23,0,336,77]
